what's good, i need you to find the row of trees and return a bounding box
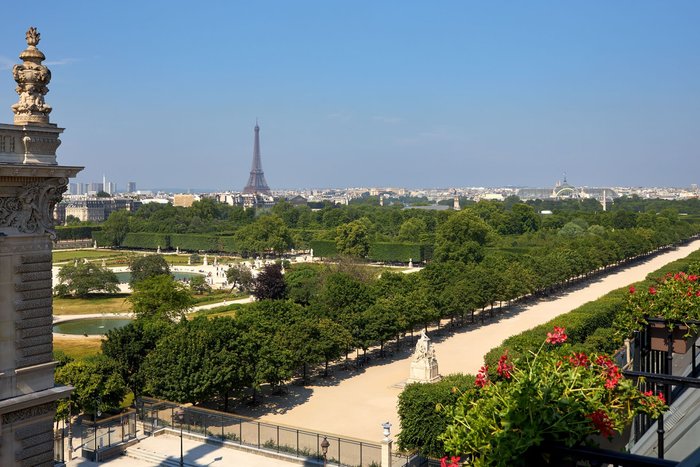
[93,217,698,412]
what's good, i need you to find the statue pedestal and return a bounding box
[406,330,441,384]
[407,358,440,384]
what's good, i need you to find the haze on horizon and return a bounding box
[1,1,699,191]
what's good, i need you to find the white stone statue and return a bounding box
[203,254,208,266]
[407,330,441,384]
[157,245,161,254]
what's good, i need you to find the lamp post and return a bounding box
[321,436,330,466]
[174,408,185,467]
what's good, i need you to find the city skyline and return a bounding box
[1,2,699,189]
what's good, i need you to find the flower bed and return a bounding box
[440,327,666,466]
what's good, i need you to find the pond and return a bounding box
[53,318,133,335]
[114,271,203,284]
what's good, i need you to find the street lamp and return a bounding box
[174,408,185,467]
[320,436,330,466]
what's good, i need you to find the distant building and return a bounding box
[127,181,137,193]
[173,194,199,207]
[55,197,142,223]
[88,182,103,193]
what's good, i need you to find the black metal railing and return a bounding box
[139,397,412,467]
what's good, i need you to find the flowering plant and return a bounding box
[439,327,666,466]
[617,271,700,338]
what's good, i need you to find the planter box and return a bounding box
[648,323,698,354]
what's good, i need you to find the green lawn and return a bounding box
[53,249,127,263]
[53,294,131,315]
[54,336,103,359]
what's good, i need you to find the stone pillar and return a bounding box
[0,27,82,467]
[381,436,393,467]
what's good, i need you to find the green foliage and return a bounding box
[397,374,475,458]
[143,317,242,404]
[441,339,666,466]
[122,232,171,250]
[335,220,370,257]
[54,261,119,297]
[102,318,174,398]
[284,264,322,305]
[128,275,194,320]
[309,240,337,257]
[56,225,102,241]
[170,233,219,252]
[189,275,212,294]
[102,210,131,246]
[368,242,423,263]
[217,236,239,254]
[434,210,493,263]
[226,263,254,293]
[235,215,293,254]
[129,254,171,285]
[55,354,128,416]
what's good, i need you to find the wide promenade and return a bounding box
[242,239,700,440]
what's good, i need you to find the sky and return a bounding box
[1,1,699,191]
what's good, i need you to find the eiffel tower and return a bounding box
[243,122,271,195]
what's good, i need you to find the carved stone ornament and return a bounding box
[11,27,53,125]
[0,177,68,238]
[1,402,55,425]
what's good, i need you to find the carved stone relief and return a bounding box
[0,177,67,238]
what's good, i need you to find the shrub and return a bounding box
[397,374,475,458]
[122,232,170,250]
[170,234,219,252]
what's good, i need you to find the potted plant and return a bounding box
[618,272,700,353]
[439,327,667,466]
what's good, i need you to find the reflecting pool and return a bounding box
[53,318,133,335]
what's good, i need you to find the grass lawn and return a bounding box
[53,294,131,315]
[54,336,103,359]
[53,249,127,264]
[190,303,244,319]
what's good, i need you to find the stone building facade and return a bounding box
[0,28,81,466]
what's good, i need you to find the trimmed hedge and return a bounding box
[483,246,700,372]
[397,374,475,458]
[56,225,102,241]
[170,234,219,252]
[309,240,337,258]
[122,232,170,250]
[368,242,423,263]
[217,236,239,254]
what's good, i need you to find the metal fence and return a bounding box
[81,409,137,462]
[140,397,413,467]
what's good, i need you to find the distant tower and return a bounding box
[243,122,271,195]
[453,196,461,211]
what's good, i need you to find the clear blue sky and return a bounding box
[1,1,699,191]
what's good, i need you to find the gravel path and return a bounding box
[241,239,700,441]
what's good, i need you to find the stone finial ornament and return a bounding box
[11,27,53,125]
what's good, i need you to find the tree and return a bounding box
[128,274,194,320]
[284,264,322,305]
[143,317,243,406]
[398,218,428,242]
[129,254,170,285]
[335,220,370,257]
[434,210,492,263]
[102,318,174,398]
[189,275,211,294]
[235,215,293,254]
[55,354,128,416]
[65,215,82,225]
[102,210,131,247]
[54,262,119,297]
[252,263,287,300]
[226,263,254,293]
[96,190,111,198]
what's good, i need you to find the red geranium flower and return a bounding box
[546,326,568,345]
[629,285,636,294]
[587,410,615,438]
[475,365,490,388]
[649,286,657,295]
[497,351,514,379]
